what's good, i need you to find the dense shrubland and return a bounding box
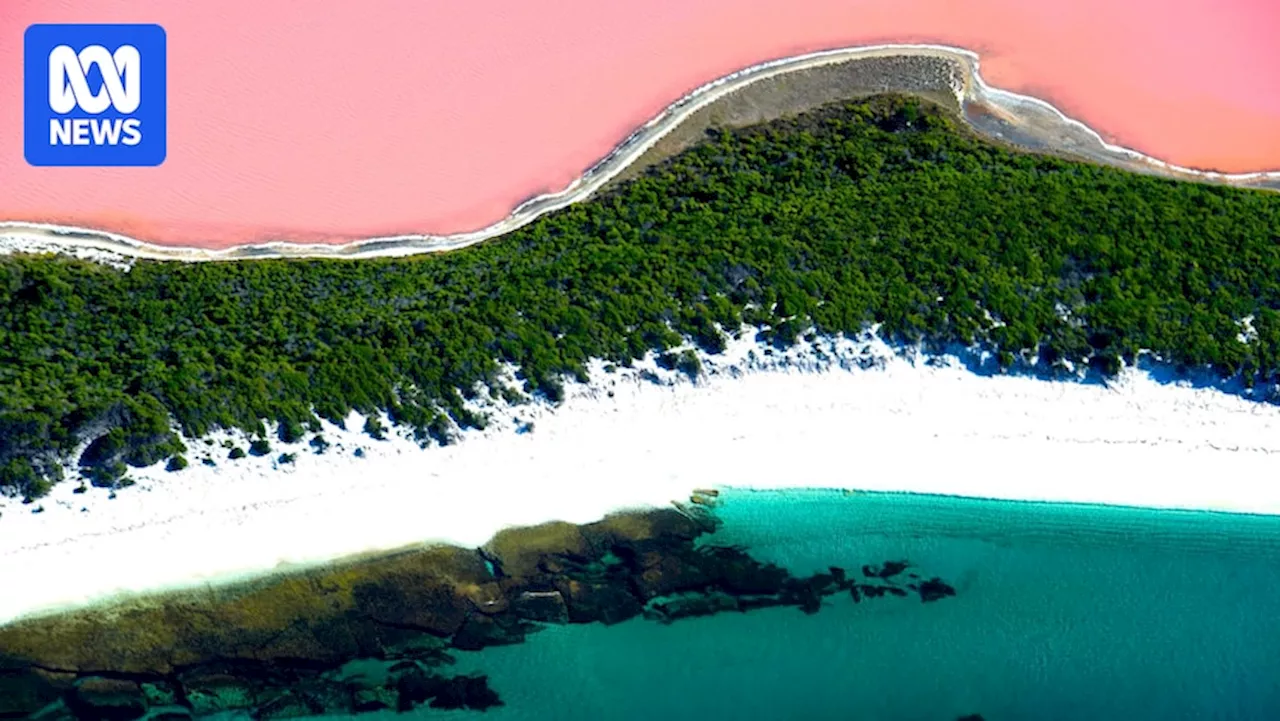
[3,95,1279,498]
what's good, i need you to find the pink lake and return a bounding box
[3,0,1279,248]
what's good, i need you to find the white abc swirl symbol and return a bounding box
[48,44,141,114]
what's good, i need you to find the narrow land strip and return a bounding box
[3,44,1276,263]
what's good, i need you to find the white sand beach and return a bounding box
[3,331,1280,626]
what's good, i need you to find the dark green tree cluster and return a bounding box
[2,95,1279,498]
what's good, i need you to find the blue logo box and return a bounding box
[24,23,167,167]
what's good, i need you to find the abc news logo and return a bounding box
[24,24,167,167]
[48,44,143,147]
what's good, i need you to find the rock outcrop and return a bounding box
[0,506,958,718]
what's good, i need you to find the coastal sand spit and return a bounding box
[2,44,1277,263]
[2,0,1278,248]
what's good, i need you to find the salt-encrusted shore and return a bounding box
[3,331,1280,627]
[2,44,1277,263]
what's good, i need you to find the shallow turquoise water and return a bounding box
[351,490,1280,720]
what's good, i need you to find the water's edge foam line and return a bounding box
[3,43,1277,263]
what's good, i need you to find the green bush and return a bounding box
[278,419,305,444]
[2,94,1279,496]
[363,417,386,441]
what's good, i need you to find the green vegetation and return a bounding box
[228,447,246,461]
[658,349,703,380]
[2,95,1279,498]
[362,416,387,441]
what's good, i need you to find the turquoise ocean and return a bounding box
[326,489,1280,721]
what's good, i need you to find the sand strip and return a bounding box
[4,332,1280,626]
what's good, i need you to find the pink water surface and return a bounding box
[3,0,1279,248]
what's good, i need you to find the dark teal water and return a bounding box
[337,490,1280,721]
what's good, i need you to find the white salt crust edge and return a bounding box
[2,43,1276,264]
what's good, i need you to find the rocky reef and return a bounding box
[0,506,957,719]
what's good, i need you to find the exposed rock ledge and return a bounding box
[0,505,957,719]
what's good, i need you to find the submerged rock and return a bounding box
[858,584,890,599]
[862,560,911,579]
[0,507,957,717]
[393,667,444,711]
[250,690,319,720]
[66,677,147,721]
[392,668,500,713]
[181,674,256,717]
[644,591,740,623]
[427,675,502,711]
[918,577,957,603]
[350,686,397,712]
[630,548,715,598]
[28,700,76,721]
[0,662,63,717]
[138,683,177,708]
[450,614,532,651]
[556,578,645,625]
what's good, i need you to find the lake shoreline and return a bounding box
[3,45,1277,261]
